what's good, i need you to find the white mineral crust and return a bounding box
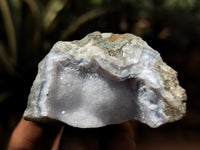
[23,31,187,128]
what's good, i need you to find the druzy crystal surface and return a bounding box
[23,32,186,128]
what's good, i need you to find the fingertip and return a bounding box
[98,122,136,150]
[8,118,61,150]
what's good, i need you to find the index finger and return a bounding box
[8,118,61,150]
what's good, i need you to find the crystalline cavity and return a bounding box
[23,31,187,128]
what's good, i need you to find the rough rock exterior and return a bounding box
[23,31,187,128]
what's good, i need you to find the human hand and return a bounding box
[8,118,136,150]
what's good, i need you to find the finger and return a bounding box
[59,125,100,150]
[98,122,136,150]
[8,118,61,150]
[51,126,64,150]
[105,131,136,150]
[59,122,135,150]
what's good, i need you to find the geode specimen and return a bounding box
[23,31,186,128]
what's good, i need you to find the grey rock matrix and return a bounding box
[24,31,186,128]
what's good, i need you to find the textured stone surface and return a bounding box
[23,31,187,128]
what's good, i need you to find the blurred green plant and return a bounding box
[1,0,200,149]
[165,0,195,10]
[0,0,17,75]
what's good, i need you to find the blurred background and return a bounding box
[0,0,200,149]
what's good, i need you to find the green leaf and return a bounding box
[0,0,17,65]
[60,8,107,40]
[43,0,68,31]
[0,92,12,103]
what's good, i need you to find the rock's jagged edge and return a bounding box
[24,31,186,128]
